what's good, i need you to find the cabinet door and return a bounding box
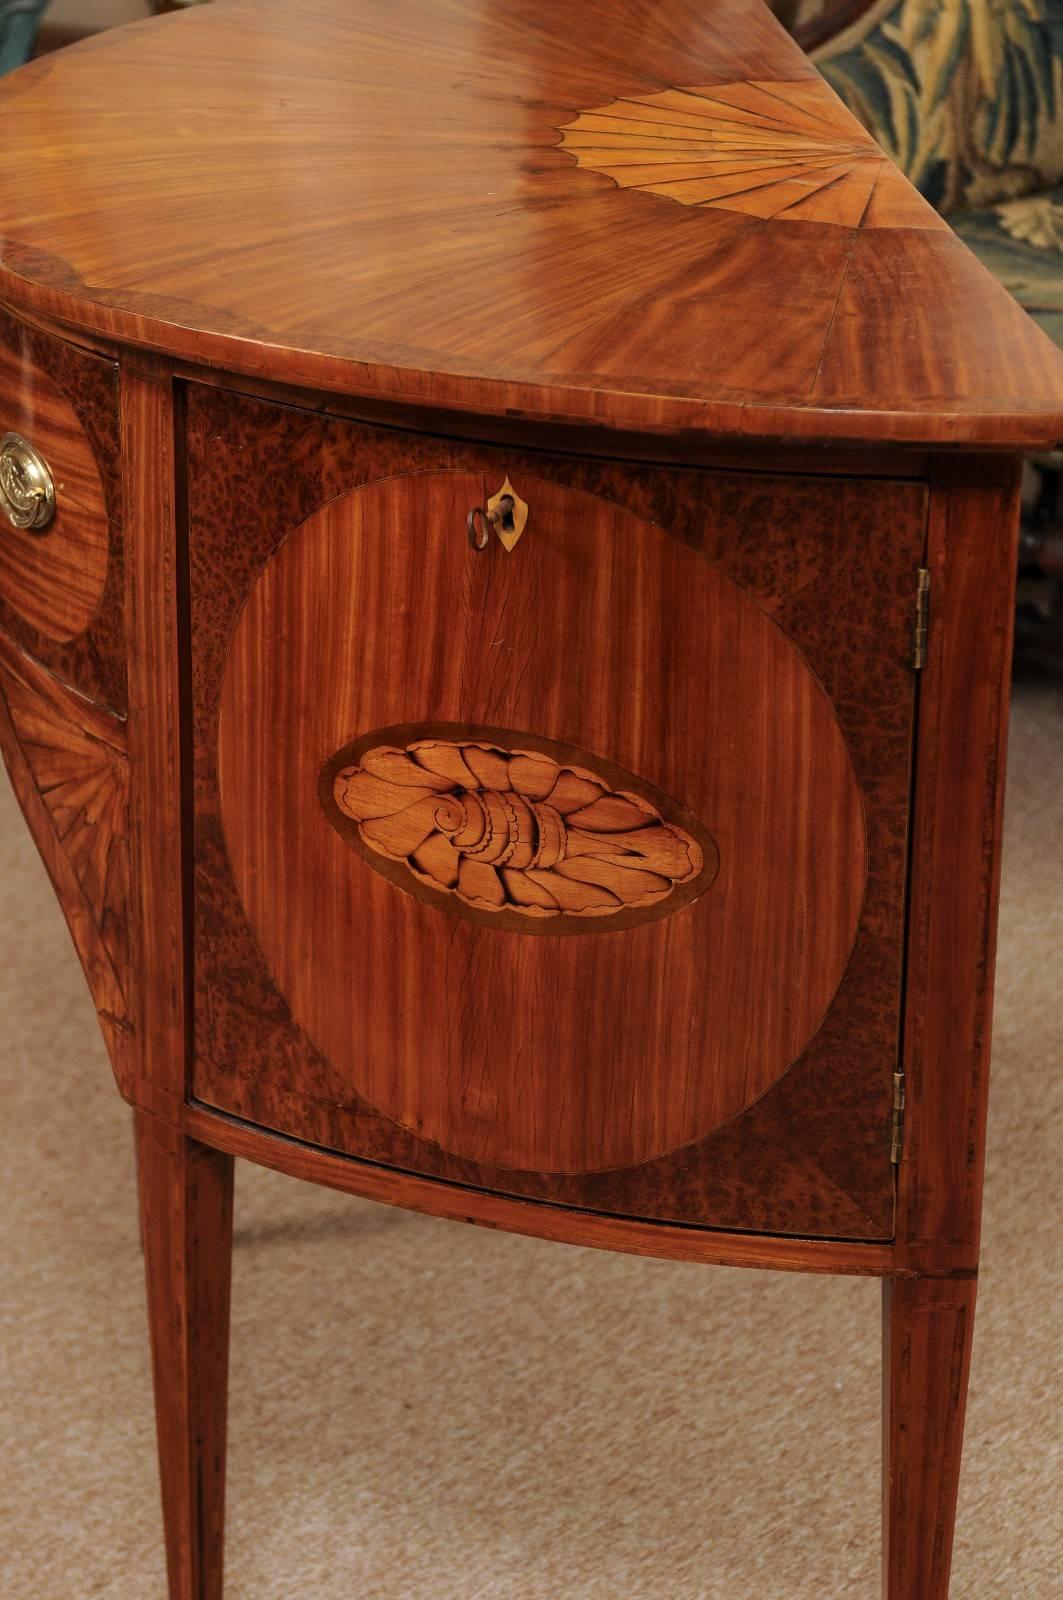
[189,385,926,1238]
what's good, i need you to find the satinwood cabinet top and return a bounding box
[1,0,1062,445]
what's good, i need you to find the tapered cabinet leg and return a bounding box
[136,1110,235,1600]
[882,1274,978,1600]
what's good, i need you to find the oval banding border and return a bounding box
[320,722,720,935]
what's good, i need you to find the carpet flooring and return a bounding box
[1,678,1060,1599]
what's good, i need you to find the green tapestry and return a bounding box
[815,0,1063,212]
[0,0,50,75]
[953,187,1063,337]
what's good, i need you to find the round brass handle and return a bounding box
[0,432,56,532]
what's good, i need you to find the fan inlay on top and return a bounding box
[558,79,945,229]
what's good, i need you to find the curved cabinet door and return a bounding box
[189,386,927,1237]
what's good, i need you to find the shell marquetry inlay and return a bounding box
[558,79,945,230]
[323,730,719,934]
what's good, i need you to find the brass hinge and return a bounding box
[890,1070,906,1164]
[912,567,930,669]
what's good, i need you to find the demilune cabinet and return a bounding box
[0,0,1059,1596]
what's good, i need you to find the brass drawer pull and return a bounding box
[0,432,56,532]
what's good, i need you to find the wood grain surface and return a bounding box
[882,1274,978,1600]
[897,456,1023,1275]
[0,0,1062,446]
[190,385,925,1232]
[0,326,108,641]
[0,305,125,711]
[136,1111,233,1600]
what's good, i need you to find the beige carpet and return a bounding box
[1,679,1060,1600]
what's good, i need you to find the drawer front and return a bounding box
[0,305,125,714]
[189,384,927,1238]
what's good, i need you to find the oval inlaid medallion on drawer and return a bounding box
[0,333,109,643]
[217,470,866,1174]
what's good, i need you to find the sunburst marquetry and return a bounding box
[0,639,130,1004]
[559,79,945,229]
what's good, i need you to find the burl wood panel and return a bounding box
[1,0,1063,447]
[0,305,125,713]
[0,630,132,1086]
[217,470,865,1174]
[190,386,925,1235]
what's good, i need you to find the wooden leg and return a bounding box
[136,1110,235,1600]
[882,1274,978,1600]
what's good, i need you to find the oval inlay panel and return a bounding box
[321,727,720,935]
[217,469,866,1174]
